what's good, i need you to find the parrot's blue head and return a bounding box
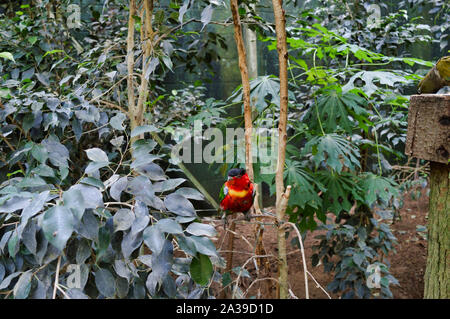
[227,168,246,180]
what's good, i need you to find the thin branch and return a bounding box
[219,227,254,251]
[306,270,332,299]
[243,277,279,298]
[88,76,128,103]
[56,285,70,299]
[285,221,309,299]
[61,123,109,143]
[104,201,135,209]
[98,100,128,114]
[52,256,62,299]
[231,254,273,299]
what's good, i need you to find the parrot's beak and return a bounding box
[227,176,232,181]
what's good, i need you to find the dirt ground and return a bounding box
[213,188,429,299]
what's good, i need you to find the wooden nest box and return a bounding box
[406,94,450,163]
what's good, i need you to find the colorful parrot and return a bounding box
[219,168,255,220]
[418,56,450,94]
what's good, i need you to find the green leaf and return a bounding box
[85,148,109,163]
[28,36,38,45]
[110,113,126,131]
[156,218,183,234]
[130,154,160,169]
[0,52,15,62]
[31,144,48,164]
[178,0,190,23]
[164,194,196,217]
[63,188,85,221]
[42,206,75,251]
[0,272,21,290]
[32,164,55,178]
[13,271,33,299]
[121,229,143,259]
[134,163,166,181]
[96,225,110,262]
[358,173,398,207]
[113,209,135,232]
[317,171,362,214]
[308,90,370,133]
[68,184,103,209]
[76,239,92,264]
[43,49,64,57]
[175,234,197,256]
[190,253,213,286]
[0,263,5,283]
[21,191,50,224]
[304,134,360,173]
[130,125,158,137]
[189,236,217,257]
[284,159,323,208]
[21,219,38,255]
[343,71,408,97]
[231,75,280,112]
[152,178,186,192]
[200,5,213,31]
[8,231,20,258]
[185,222,217,237]
[80,177,105,190]
[95,268,116,298]
[143,225,165,254]
[65,288,89,299]
[17,176,48,188]
[174,187,205,201]
[353,253,365,267]
[110,177,128,201]
[162,56,173,72]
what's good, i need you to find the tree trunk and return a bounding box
[126,0,136,135]
[424,162,449,299]
[271,0,290,299]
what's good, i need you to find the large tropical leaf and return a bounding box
[342,71,409,97]
[358,173,399,207]
[284,159,324,208]
[307,90,370,133]
[304,134,361,173]
[316,171,363,214]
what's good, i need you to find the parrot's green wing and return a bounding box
[218,183,228,203]
[252,183,256,202]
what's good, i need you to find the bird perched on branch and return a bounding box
[418,56,450,94]
[219,168,255,221]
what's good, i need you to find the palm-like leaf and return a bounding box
[304,133,361,173]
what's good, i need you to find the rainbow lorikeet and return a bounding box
[219,168,255,220]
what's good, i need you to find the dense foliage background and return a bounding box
[0,0,448,299]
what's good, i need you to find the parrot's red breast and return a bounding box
[219,168,254,214]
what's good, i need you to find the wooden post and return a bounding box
[405,94,449,299]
